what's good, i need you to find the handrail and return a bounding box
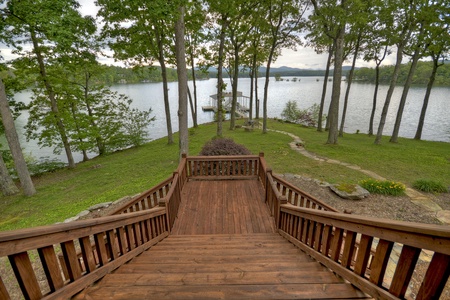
[278,204,450,300]
[0,208,168,300]
[186,155,260,179]
[110,176,173,215]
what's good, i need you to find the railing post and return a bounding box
[265,168,272,204]
[277,195,287,228]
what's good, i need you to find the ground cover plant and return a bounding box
[0,119,449,231]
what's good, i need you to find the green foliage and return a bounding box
[413,180,448,193]
[26,158,66,176]
[359,179,406,196]
[281,101,321,127]
[199,138,251,156]
[354,62,450,86]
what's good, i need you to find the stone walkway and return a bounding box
[269,129,450,225]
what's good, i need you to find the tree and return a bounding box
[0,153,18,196]
[0,78,36,196]
[374,0,414,144]
[175,4,189,158]
[97,0,176,145]
[261,0,308,134]
[0,0,95,168]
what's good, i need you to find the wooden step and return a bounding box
[76,234,370,299]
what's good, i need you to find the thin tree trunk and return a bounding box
[189,53,198,128]
[0,79,34,196]
[369,45,388,136]
[187,86,195,126]
[69,101,89,162]
[255,67,259,119]
[390,45,422,143]
[31,30,75,168]
[230,44,239,130]
[216,15,228,137]
[156,31,173,145]
[175,5,188,158]
[326,26,345,145]
[415,56,440,140]
[339,32,361,137]
[375,42,406,145]
[83,73,105,155]
[318,43,333,132]
[262,48,275,133]
[0,154,19,196]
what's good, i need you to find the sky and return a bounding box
[0,0,398,70]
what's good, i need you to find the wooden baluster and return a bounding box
[416,252,450,300]
[369,239,394,286]
[389,245,421,298]
[106,230,119,260]
[38,246,64,292]
[321,225,332,256]
[94,232,109,266]
[301,219,309,243]
[313,223,324,252]
[354,235,374,277]
[116,227,128,254]
[307,221,316,247]
[293,193,299,206]
[0,276,10,300]
[340,231,357,268]
[125,225,136,250]
[295,216,303,240]
[330,228,344,262]
[9,252,42,300]
[60,241,82,282]
[299,196,305,207]
[133,222,142,246]
[79,236,97,273]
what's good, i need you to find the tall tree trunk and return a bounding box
[230,44,239,130]
[318,43,333,132]
[339,32,361,137]
[262,47,275,133]
[156,31,173,145]
[326,26,345,145]
[216,15,228,137]
[255,66,259,119]
[83,73,105,155]
[0,153,19,196]
[69,101,89,162]
[175,5,188,158]
[249,52,257,121]
[189,52,198,128]
[369,45,388,136]
[187,87,196,126]
[31,31,75,168]
[375,42,406,145]
[390,46,422,143]
[0,79,35,196]
[415,55,440,140]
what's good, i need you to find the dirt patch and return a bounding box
[278,173,443,225]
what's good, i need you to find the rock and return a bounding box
[436,210,450,225]
[64,216,80,223]
[113,196,132,205]
[88,202,112,212]
[329,184,369,200]
[76,210,90,217]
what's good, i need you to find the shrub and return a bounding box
[280,101,323,127]
[199,138,251,156]
[413,179,447,193]
[359,179,406,196]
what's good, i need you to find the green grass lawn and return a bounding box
[1,119,449,231]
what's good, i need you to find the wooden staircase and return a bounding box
[75,234,370,299]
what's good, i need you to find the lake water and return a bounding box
[5,76,450,163]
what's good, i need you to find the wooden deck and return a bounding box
[171,180,276,235]
[75,179,370,299]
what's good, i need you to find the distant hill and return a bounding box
[206,66,353,77]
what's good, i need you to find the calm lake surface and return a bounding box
[7,76,450,163]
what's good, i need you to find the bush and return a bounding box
[281,101,322,127]
[413,179,448,193]
[199,138,251,156]
[359,179,406,196]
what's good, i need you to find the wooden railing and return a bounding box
[278,204,450,300]
[0,208,168,300]
[185,155,260,180]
